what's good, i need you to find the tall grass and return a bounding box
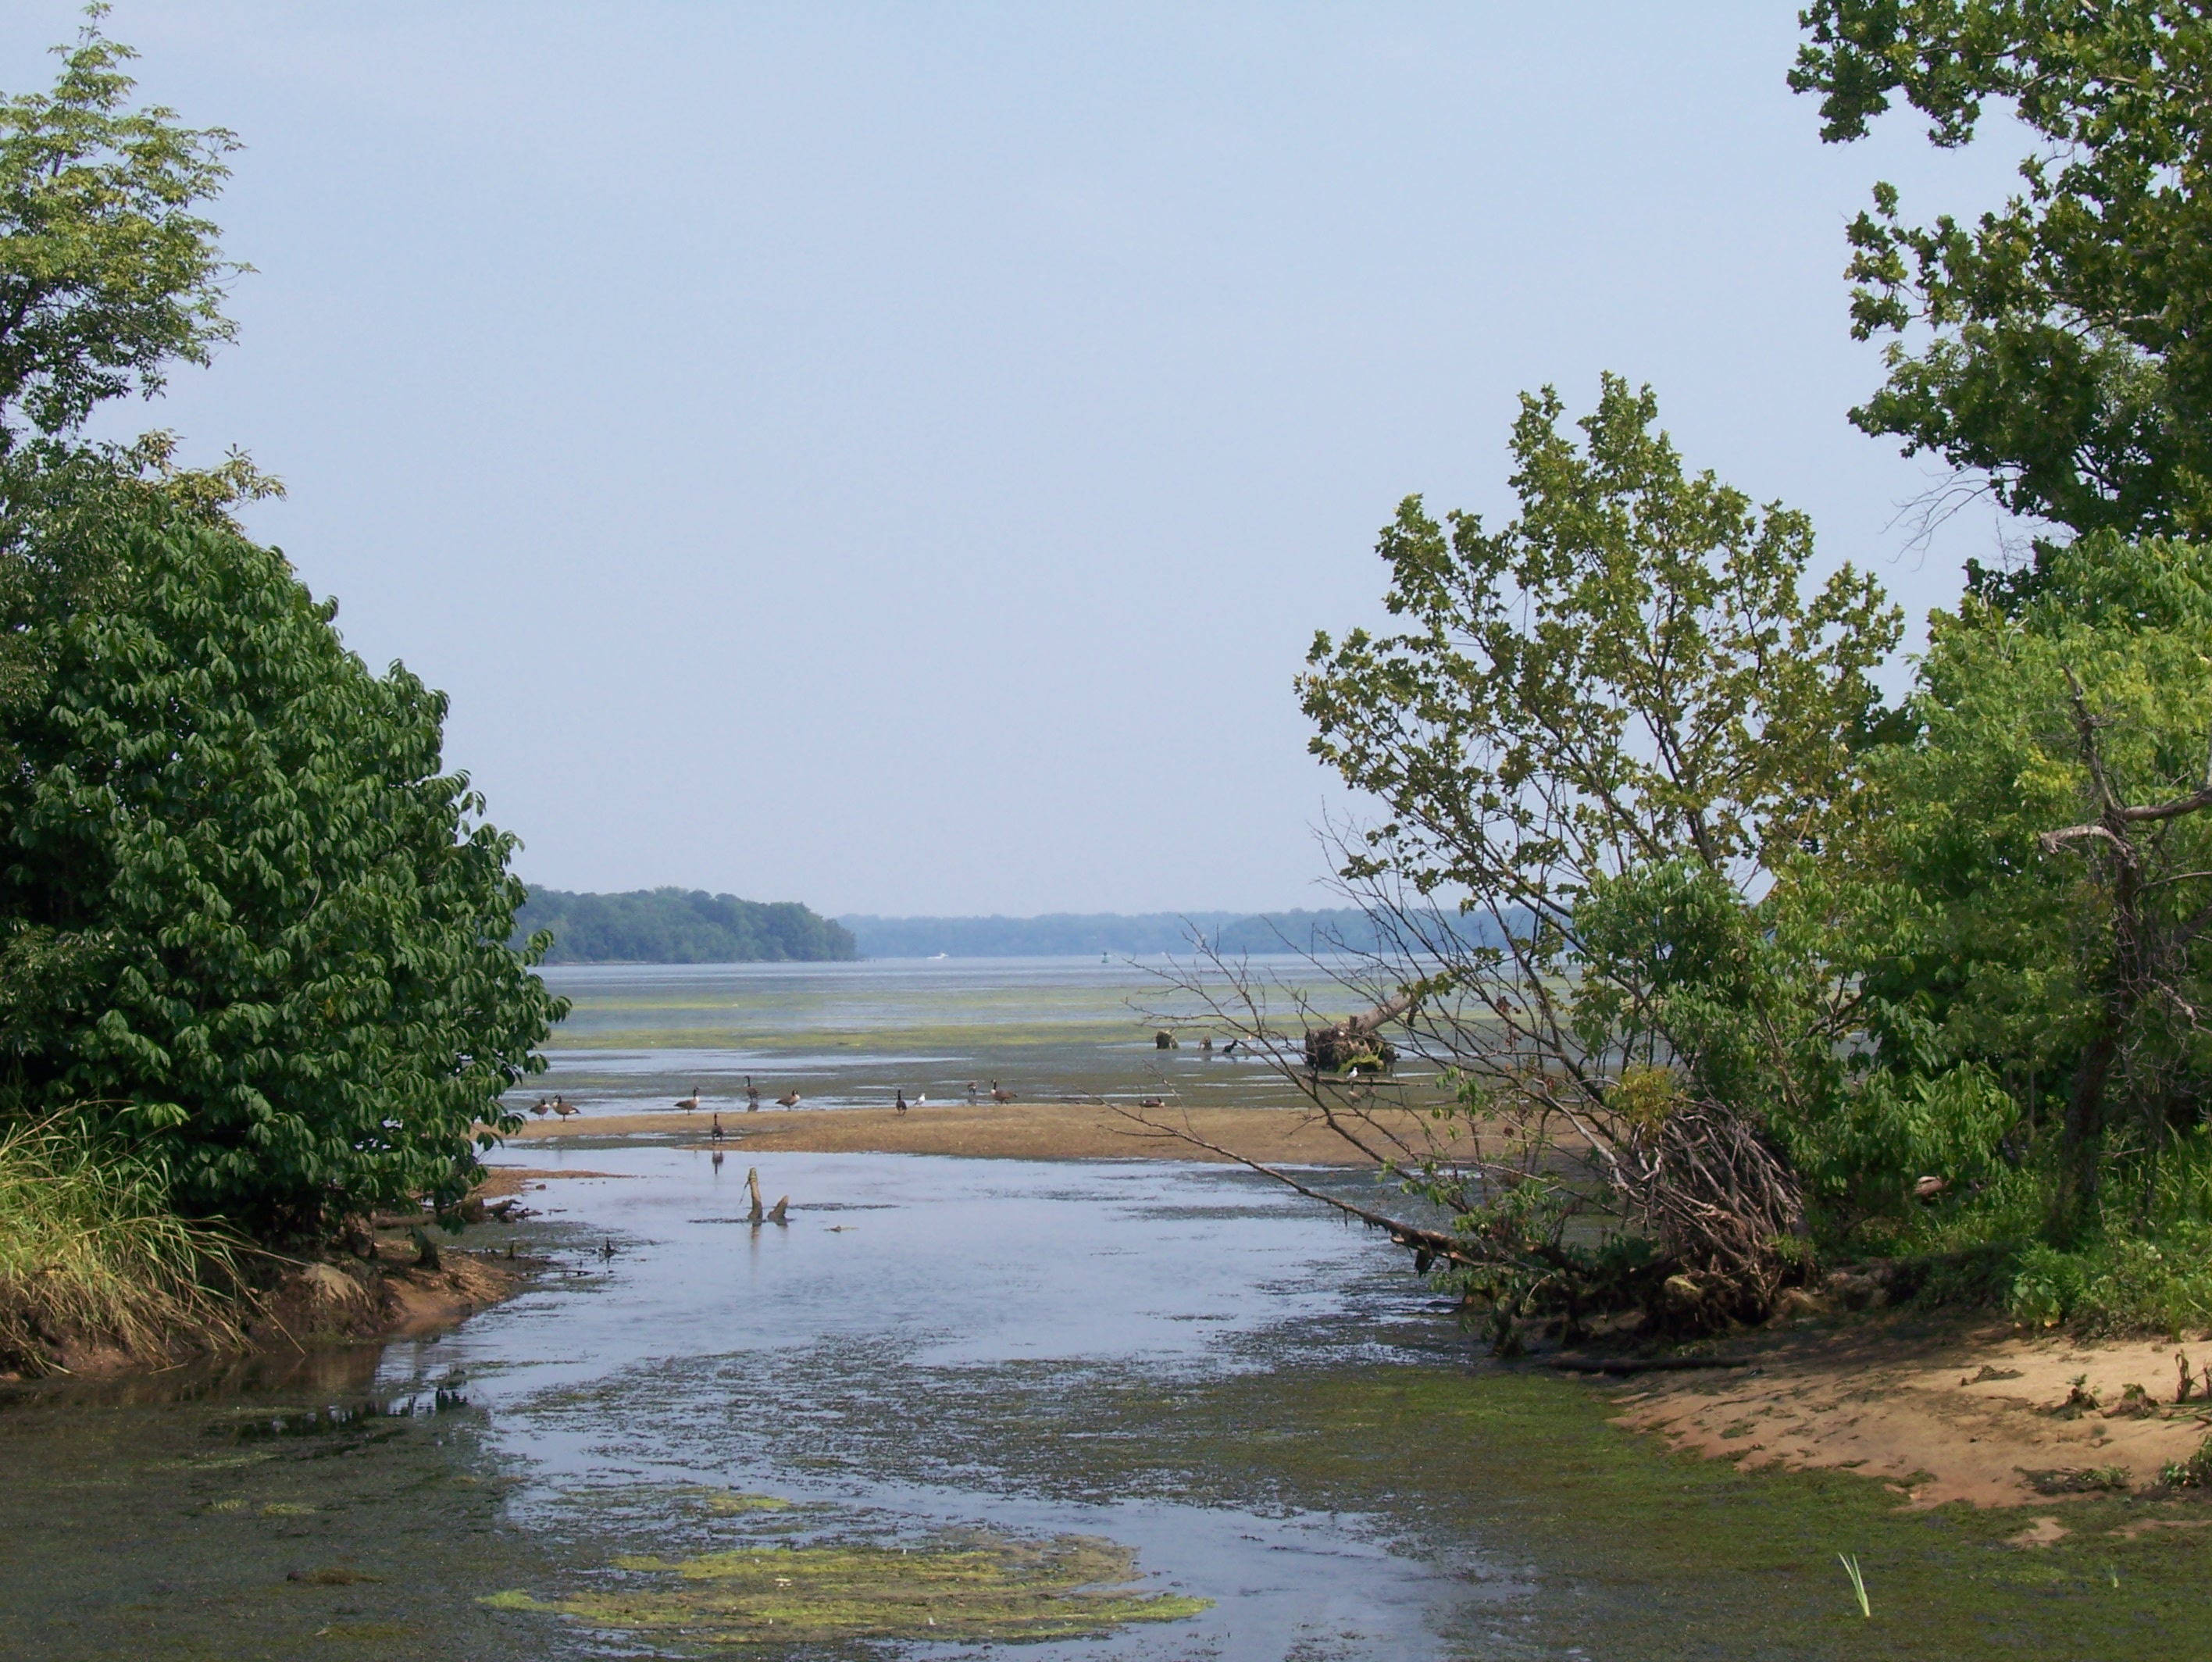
[0,1118,242,1373]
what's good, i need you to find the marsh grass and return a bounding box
[0,1117,243,1372]
[1838,1552,1871,1618]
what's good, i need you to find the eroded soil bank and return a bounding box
[0,1169,628,1382]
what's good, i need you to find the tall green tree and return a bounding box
[1,518,563,1230]
[1861,535,2212,1232]
[0,13,561,1233]
[0,9,273,768]
[1793,2,2212,553]
[0,6,239,448]
[1294,376,1901,1320]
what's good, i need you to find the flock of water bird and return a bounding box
[527,1075,1024,1122]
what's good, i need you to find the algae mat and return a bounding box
[488,1524,1210,1647]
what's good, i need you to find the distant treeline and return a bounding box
[516,888,858,964]
[833,908,1457,959]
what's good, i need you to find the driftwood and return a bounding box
[1303,990,1417,1073]
[1622,1100,1806,1311]
[746,1166,789,1227]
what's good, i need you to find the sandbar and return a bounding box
[506,1100,1434,1165]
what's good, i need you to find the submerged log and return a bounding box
[1303,990,1416,1073]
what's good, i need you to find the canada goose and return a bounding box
[711,1114,726,1140]
[967,1080,980,1104]
[746,1075,760,1111]
[530,1097,551,1117]
[894,1090,908,1115]
[990,1081,1015,1104]
[552,1097,581,1118]
[776,1090,801,1108]
[675,1087,702,1111]
[1222,1039,1240,1057]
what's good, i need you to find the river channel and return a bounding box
[2,961,2203,1659]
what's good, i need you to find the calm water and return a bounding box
[523,955,1398,1115]
[5,961,2204,1660]
[426,1147,1497,1657]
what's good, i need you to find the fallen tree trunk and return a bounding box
[1304,990,1417,1073]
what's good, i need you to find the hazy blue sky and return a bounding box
[3,4,2029,915]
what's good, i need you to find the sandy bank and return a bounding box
[507,1100,1424,1164]
[1608,1315,2212,1511]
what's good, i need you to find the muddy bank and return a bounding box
[4,1248,523,1383]
[1606,1312,2212,1508]
[246,1247,520,1353]
[246,1166,640,1355]
[0,1168,629,1382]
[507,1100,1447,1164]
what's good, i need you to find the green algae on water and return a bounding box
[484,1529,1210,1646]
[698,1489,794,1514]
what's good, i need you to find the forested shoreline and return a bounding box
[1147,5,2212,1358]
[516,887,857,964]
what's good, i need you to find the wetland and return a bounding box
[5,960,2210,1660]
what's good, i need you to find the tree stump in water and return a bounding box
[1154,1029,1178,1049]
[746,1166,765,1226]
[1303,990,1416,1073]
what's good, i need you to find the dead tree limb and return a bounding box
[1097,1100,1476,1275]
[2036,665,2212,1222]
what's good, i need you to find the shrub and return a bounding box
[0,519,564,1230]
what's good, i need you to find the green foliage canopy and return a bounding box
[1858,535,2212,1229]
[0,9,238,447]
[0,519,563,1229]
[1793,2,2212,547]
[1296,376,1900,1317]
[1300,373,1899,1038]
[0,12,274,794]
